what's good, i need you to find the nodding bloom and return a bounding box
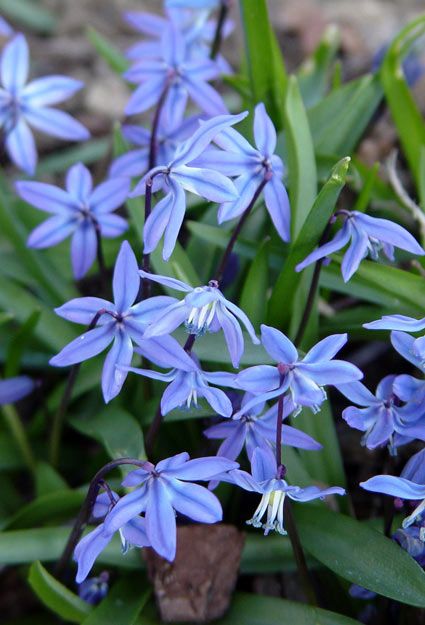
[364,314,425,365]
[195,103,290,242]
[131,112,246,260]
[50,241,194,403]
[121,356,235,417]
[361,449,425,532]
[17,163,129,279]
[0,376,35,404]
[124,21,227,125]
[78,572,109,605]
[234,325,363,417]
[337,375,425,453]
[103,452,238,561]
[219,446,345,535]
[74,491,150,583]
[204,392,322,463]
[0,34,89,174]
[296,210,424,282]
[138,270,259,367]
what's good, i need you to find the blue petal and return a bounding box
[364,408,394,448]
[264,177,290,242]
[165,456,238,480]
[200,385,233,417]
[121,516,150,547]
[124,60,167,83]
[342,406,376,432]
[138,270,192,293]
[74,525,112,584]
[290,371,324,408]
[49,323,114,367]
[391,331,423,370]
[15,181,75,215]
[299,361,363,385]
[146,478,176,561]
[235,365,280,393]
[260,324,298,364]
[102,332,133,403]
[23,76,83,107]
[223,299,260,345]
[71,224,97,279]
[163,181,187,260]
[55,297,113,325]
[27,215,75,248]
[364,314,425,332]
[216,304,244,368]
[25,107,89,141]
[169,479,223,522]
[156,452,190,472]
[1,34,28,93]
[134,335,196,372]
[143,190,174,256]
[214,125,258,157]
[341,226,369,282]
[336,381,377,406]
[282,425,322,450]
[0,376,34,405]
[161,374,193,414]
[6,118,37,175]
[130,295,180,323]
[90,178,130,214]
[104,487,148,534]
[360,475,425,500]
[184,77,228,117]
[295,224,351,273]
[251,446,277,482]
[354,212,425,256]
[66,163,93,201]
[162,83,188,130]
[192,147,254,176]
[125,76,165,116]
[121,466,153,487]
[302,334,347,364]
[401,449,425,482]
[113,241,140,312]
[218,172,260,223]
[253,103,276,157]
[109,149,149,179]
[98,213,128,238]
[171,165,237,202]
[124,11,165,36]
[289,485,345,502]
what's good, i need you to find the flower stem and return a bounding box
[275,393,284,471]
[214,177,268,283]
[141,180,153,300]
[93,219,107,295]
[55,457,151,579]
[210,1,230,60]
[148,83,170,170]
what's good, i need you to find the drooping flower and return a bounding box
[131,112,245,260]
[138,270,259,367]
[121,356,235,417]
[74,491,150,583]
[17,163,129,279]
[196,103,290,242]
[50,241,194,403]
[0,34,89,174]
[364,314,425,364]
[78,572,109,605]
[296,210,424,282]
[124,21,227,125]
[0,375,34,404]
[103,452,238,561]
[219,446,344,535]
[204,392,322,463]
[234,325,363,416]
[337,375,425,452]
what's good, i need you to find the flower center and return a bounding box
[185,299,217,336]
[402,498,425,530]
[247,490,287,536]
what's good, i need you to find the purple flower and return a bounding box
[393,525,425,566]
[364,314,425,364]
[122,357,235,417]
[103,452,238,561]
[296,210,425,282]
[220,446,344,535]
[138,270,259,367]
[124,21,227,125]
[78,572,109,605]
[131,112,245,260]
[0,17,13,38]
[0,34,89,174]
[204,392,322,463]
[337,375,425,452]
[0,375,34,404]
[16,163,129,279]
[166,0,220,9]
[196,103,290,242]
[234,325,363,416]
[74,491,150,583]
[50,241,194,403]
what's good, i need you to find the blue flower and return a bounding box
[78,572,109,605]
[364,314,425,364]
[337,375,425,452]
[50,241,194,403]
[0,34,89,174]
[74,491,150,583]
[16,163,129,279]
[124,21,227,125]
[166,0,220,9]
[122,356,235,417]
[0,375,34,404]
[296,210,425,282]
[196,103,290,242]
[138,270,259,367]
[220,446,344,535]
[131,112,245,260]
[103,452,238,561]
[204,392,322,463]
[234,325,363,416]
[0,17,13,37]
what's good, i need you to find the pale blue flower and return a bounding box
[364,314,425,364]
[0,375,34,404]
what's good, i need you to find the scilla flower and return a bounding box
[139,270,259,367]
[0,376,34,404]
[364,314,425,364]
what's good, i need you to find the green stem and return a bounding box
[49,364,81,468]
[2,403,36,474]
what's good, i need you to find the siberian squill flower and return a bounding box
[124,21,227,125]
[78,572,109,605]
[220,446,344,535]
[131,112,245,260]
[74,491,150,583]
[0,375,34,404]
[50,241,194,403]
[122,356,235,417]
[204,392,322,463]
[196,103,290,242]
[296,210,424,282]
[16,163,129,279]
[361,448,425,532]
[234,325,363,416]
[0,17,13,37]
[138,270,259,367]
[364,314,425,364]
[0,34,89,174]
[337,375,425,452]
[103,452,238,561]
[166,0,221,9]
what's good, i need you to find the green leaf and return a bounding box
[295,505,425,607]
[268,157,350,327]
[35,462,68,498]
[0,0,56,33]
[37,138,110,175]
[28,561,91,623]
[380,16,425,189]
[239,238,269,327]
[239,0,287,129]
[82,577,150,625]
[70,406,145,461]
[284,75,317,239]
[1,490,85,530]
[151,243,201,290]
[216,593,361,625]
[87,27,130,74]
[298,25,340,107]
[5,310,40,377]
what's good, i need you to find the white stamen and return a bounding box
[402,498,425,529]
[247,490,287,535]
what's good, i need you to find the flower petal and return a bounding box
[171,165,237,202]
[1,34,28,93]
[71,223,97,279]
[146,478,176,561]
[113,241,140,312]
[121,516,150,547]
[49,323,114,367]
[98,213,128,238]
[166,456,238,481]
[169,479,223,523]
[104,487,149,534]
[15,181,75,215]
[300,360,363,385]
[341,226,369,282]
[143,191,173,255]
[235,365,280,393]
[23,76,83,107]
[251,446,277,482]
[125,76,165,116]
[90,178,130,214]
[163,181,187,260]
[6,118,37,175]
[360,475,425,500]
[364,314,425,333]
[101,332,133,403]
[216,304,243,368]
[218,172,260,223]
[264,177,290,242]
[295,225,351,273]
[303,333,347,364]
[354,212,425,256]
[336,381,377,406]
[253,103,277,156]
[74,525,112,584]
[66,163,92,201]
[289,485,345,502]
[0,376,35,405]
[25,107,89,141]
[200,385,233,417]
[260,324,298,364]
[27,215,75,248]
[54,297,113,325]
[135,335,196,372]
[109,148,149,179]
